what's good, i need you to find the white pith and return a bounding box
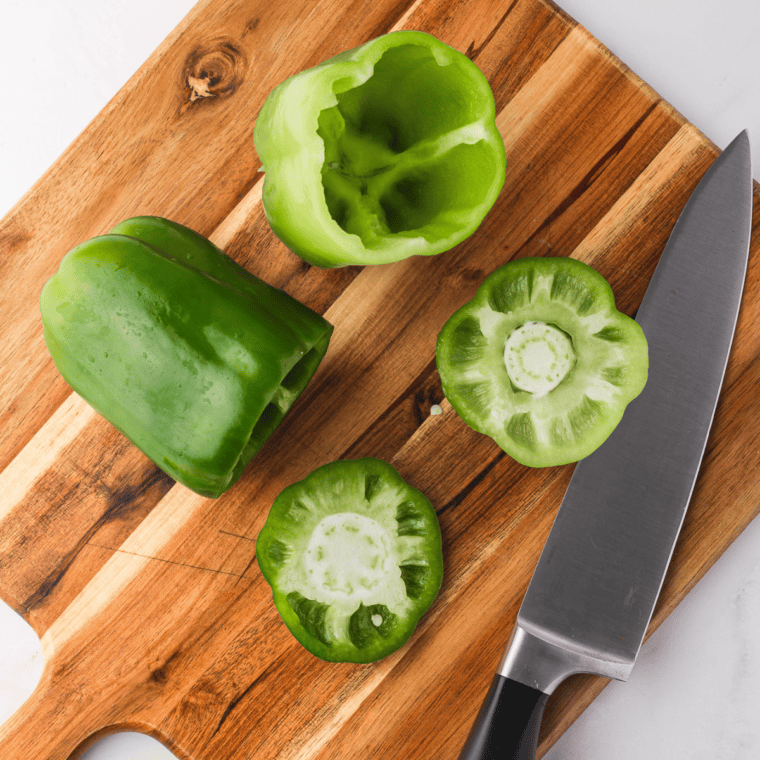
[302,512,405,608]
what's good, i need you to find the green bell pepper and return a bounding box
[436,257,648,467]
[254,30,506,267]
[40,216,333,498]
[257,458,443,663]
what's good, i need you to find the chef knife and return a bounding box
[458,129,753,760]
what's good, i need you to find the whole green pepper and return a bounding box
[436,257,649,467]
[40,217,333,498]
[254,30,506,267]
[257,458,443,663]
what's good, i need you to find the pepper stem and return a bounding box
[504,321,576,395]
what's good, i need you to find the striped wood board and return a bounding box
[1,0,758,757]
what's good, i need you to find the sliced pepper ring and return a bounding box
[40,216,333,498]
[436,257,649,467]
[254,30,506,267]
[257,458,443,663]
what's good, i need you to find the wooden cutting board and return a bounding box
[1,0,758,757]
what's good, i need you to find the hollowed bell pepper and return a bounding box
[40,216,333,498]
[254,30,506,267]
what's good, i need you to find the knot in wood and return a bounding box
[184,39,247,104]
[148,649,182,686]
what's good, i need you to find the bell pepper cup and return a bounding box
[254,30,506,267]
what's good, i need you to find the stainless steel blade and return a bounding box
[500,131,753,693]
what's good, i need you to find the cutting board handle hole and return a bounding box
[73,728,179,760]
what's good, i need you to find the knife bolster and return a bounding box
[497,622,634,694]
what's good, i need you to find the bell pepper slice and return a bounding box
[254,30,506,267]
[257,458,443,663]
[40,216,333,498]
[436,257,649,467]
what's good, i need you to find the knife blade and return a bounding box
[457,129,753,760]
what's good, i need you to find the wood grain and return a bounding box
[0,0,758,757]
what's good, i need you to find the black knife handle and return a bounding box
[458,674,549,760]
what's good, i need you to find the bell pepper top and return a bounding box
[257,458,443,663]
[436,257,649,467]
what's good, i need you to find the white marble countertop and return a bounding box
[2,1,759,758]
